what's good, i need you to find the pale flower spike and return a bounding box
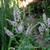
[47,18,50,27]
[26,24,33,35]
[6,19,17,27]
[43,13,47,25]
[38,26,44,35]
[15,21,24,33]
[4,27,14,38]
[13,6,21,21]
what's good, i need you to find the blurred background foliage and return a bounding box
[0,0,50,50]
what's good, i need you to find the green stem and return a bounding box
[8,38,12,50]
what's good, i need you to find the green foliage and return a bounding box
[0,0,50,50]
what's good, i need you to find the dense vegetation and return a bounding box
[0,0,50,50]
